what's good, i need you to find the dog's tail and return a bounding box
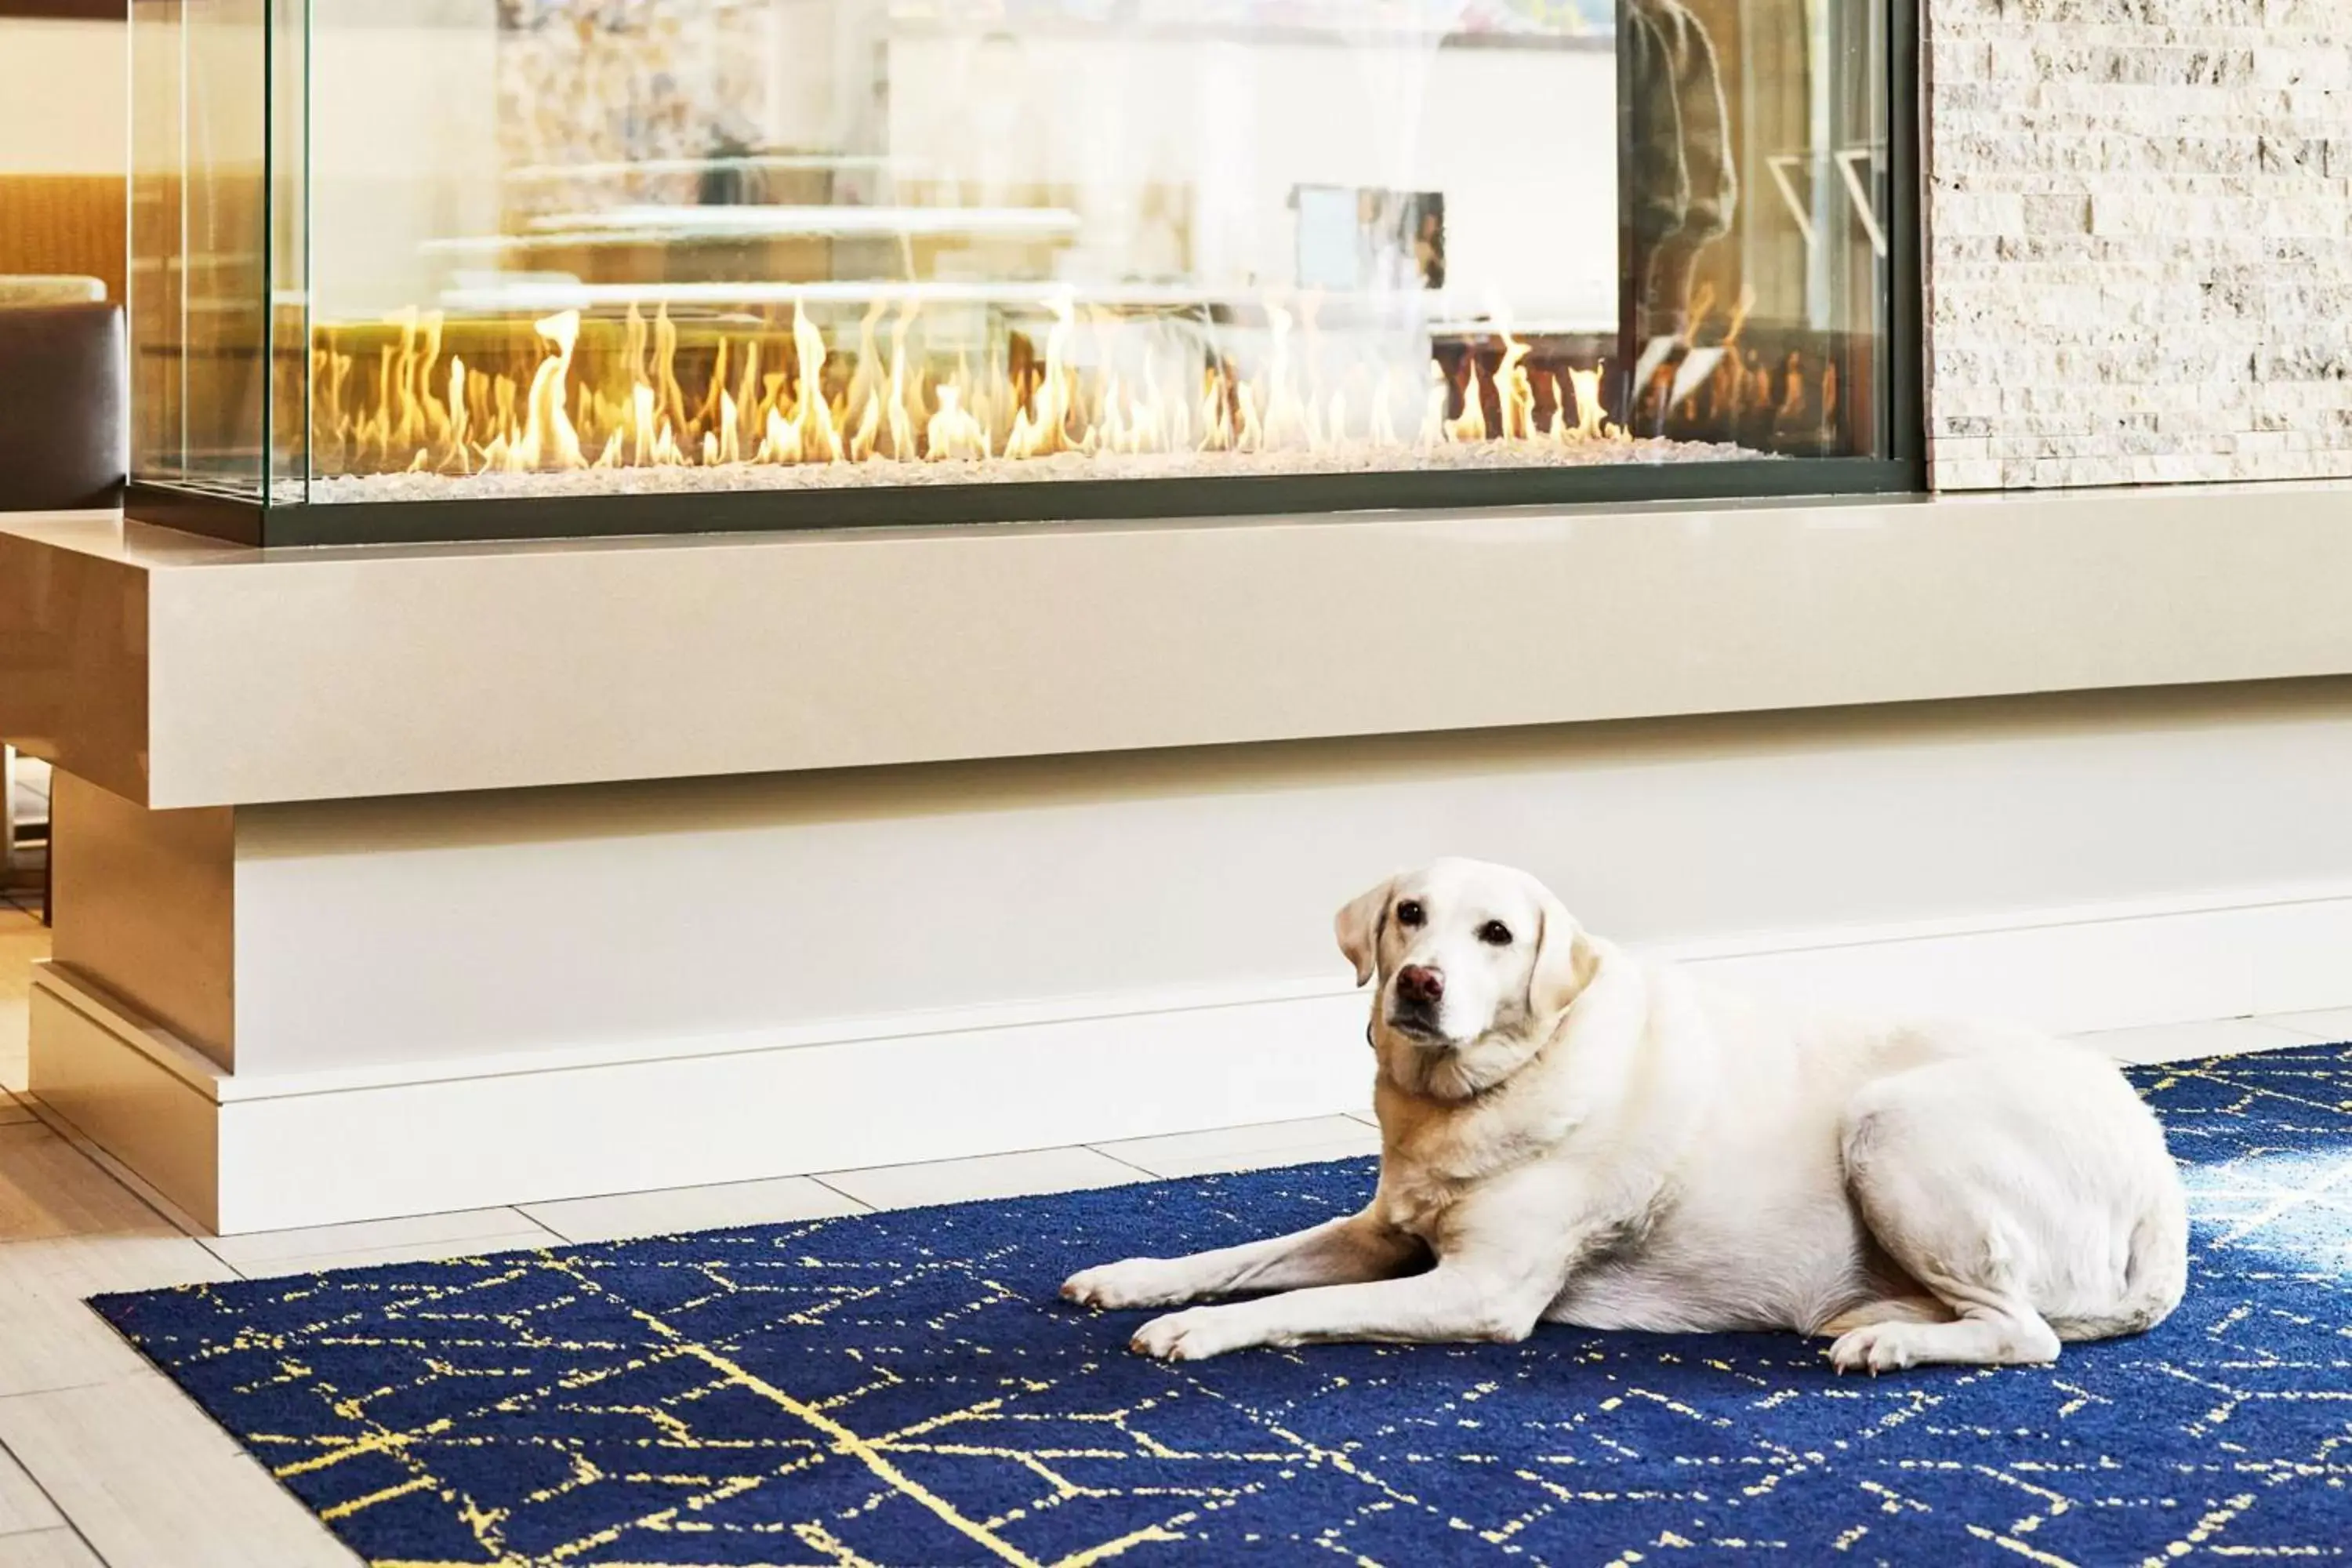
[2046,1181,2190,1342]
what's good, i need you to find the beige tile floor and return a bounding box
[0,904,2336,1566]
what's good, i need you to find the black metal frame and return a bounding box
[1882,0,1926,504]
[129,3,1923,552]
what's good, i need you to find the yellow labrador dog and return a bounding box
[1063,857,2187,1373]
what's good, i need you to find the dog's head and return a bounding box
[1335,858,1594,1100]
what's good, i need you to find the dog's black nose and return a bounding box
[1396,965,1445,1005]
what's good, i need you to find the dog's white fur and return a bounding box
[1062,858,2187,1373]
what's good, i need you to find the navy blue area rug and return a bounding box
[94,1043,2352,1567]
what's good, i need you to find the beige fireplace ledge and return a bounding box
[5,480,2352,810]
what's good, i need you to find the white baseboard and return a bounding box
[1663,884,2352,1033]
[30,884,2352,1234]
[29,964,1375,1234]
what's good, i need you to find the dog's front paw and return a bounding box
[1129,1308,1243,1362]
[1060,1258,1188,1310]
[1828,1323,1922,1375]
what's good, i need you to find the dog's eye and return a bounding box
[1478,920,1513,946]
[1396,899,1425,927]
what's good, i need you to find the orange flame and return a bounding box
[311,299,1640,480]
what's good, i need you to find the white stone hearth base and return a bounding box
[26,665,2352,1232]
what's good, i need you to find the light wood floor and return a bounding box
[0,897,2341,1566]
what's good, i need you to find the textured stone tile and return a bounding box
[1924,7,2352,488]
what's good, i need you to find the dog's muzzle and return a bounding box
[1382,1003,1450,1047]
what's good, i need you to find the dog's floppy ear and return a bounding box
[1334,877,1395,988]
[1527,884,1598,1021]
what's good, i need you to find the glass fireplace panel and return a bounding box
[131,0,270,501]
[132,0,1911,542]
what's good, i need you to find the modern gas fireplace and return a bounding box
[129,0,1917,546]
